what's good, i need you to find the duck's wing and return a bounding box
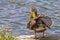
[38,16,52,28]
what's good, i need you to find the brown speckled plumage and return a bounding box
[27,6,52,39]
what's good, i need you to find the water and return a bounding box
[0,0,60,36]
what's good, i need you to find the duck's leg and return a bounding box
[41,31,45,38]
[34,30,37,39]
[33,29,39,39]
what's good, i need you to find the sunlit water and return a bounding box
[0,0,60,36]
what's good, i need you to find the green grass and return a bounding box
[0,31,15,40]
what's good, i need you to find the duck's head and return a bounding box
[30,6,37,18]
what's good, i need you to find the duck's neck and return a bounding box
[31,11,37,18]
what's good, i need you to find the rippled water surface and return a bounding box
[0,0,60,36]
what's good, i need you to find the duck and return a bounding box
[27,6,52,39]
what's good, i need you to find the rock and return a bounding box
[15,35,36,40]
[15,34,60,40]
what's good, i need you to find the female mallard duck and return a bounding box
[27,6,52,39]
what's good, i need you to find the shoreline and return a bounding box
[15,34,60,40]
